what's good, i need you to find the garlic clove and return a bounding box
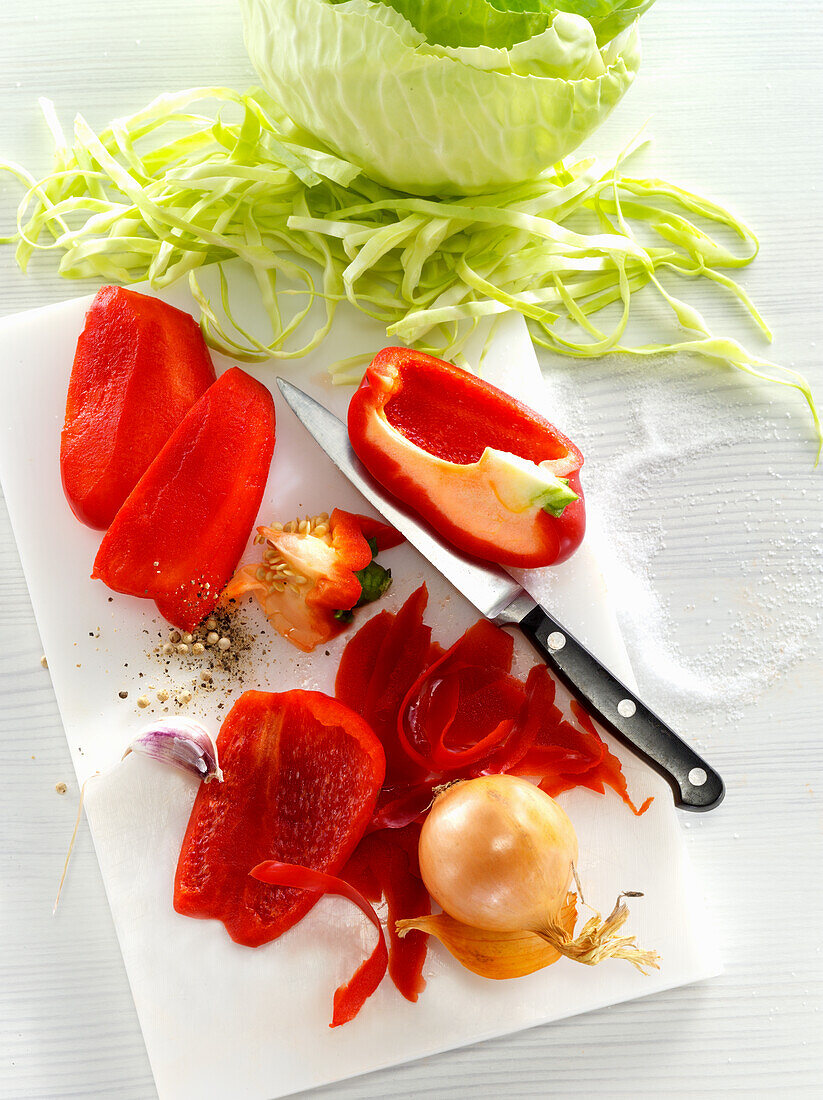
[124,718,222,783]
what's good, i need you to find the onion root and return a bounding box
[536,891,660,974]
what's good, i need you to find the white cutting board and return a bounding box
[0,288,720,1100]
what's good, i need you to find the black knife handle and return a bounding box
[517,604,725,812]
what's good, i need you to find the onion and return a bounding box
[417,775,658,972]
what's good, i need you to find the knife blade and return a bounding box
[276,377,725,812]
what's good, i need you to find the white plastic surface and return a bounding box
[0,295,720,1100]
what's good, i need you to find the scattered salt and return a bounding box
[535,350,822,731]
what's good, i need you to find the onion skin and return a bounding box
[396,894,577,980]
[419,775,578,933]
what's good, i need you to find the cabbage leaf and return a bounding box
[370,0,657,50]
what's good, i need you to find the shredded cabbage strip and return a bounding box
[1,87,818,452]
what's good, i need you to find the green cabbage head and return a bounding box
[241,0,648,195]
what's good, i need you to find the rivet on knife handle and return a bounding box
[515,603,725,812]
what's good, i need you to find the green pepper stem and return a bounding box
[540,478,579,519]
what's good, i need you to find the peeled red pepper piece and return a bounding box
[339,834,383,903]
[347,347,585,568]
[336,584,434,785]
[472,664,556,777]
[340,825,429,1003]
[507,664,601,780]
[508,668,652,815]
[174,690,385,947]
[92,367,275,630]
[335,610,394,712]
[359,585,433,746]
[372,827,429,1002]
[399,618,527,772]
[336,588,530,825]
[336,588,650,831]
[371,659,537,829]
[61,286,216,529]
[250,861,388,1027]
[566,702,653,816]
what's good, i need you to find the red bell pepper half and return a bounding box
[92,367,275,630]
[61,286,216,529]
[223,509,402,652]
[347,347,585,568]
[174,689,385,949]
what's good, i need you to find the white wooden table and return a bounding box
[1,2,821,1096]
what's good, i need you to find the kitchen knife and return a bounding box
[276,377,725,812]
